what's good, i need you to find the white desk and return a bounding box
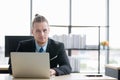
[0,65,9,73]
[105,64,120,80]
[0,73,117,80]
[0,65,9,70]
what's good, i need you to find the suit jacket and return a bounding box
[8,38,72,76]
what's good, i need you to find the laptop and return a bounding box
[10,52,50,79]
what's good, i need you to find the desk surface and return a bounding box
[0,73,117,80]
[105,64,120,70]
[0,65,9,70]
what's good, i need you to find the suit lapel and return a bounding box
[46,39,57,60]
[31,39,36,52]
[46,38,51,52]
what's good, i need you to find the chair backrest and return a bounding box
[5,36,33,57]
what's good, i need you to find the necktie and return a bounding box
[39,47,44,52]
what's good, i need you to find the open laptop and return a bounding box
[10,52,50,79]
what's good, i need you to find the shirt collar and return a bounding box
[35,41,48,52]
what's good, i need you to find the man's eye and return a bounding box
[43,29,47,32]
[36,30,40,33]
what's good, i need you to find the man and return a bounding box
[8,14,72,76]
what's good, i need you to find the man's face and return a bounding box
[32,22,50,46]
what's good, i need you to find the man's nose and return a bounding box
[40,31,44,36]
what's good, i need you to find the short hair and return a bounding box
[32,14,48,27]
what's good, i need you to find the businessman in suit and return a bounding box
[8,14,72,76]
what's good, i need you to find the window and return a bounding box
[1,0,116,74]
[33,0,107,73]
[0,0,30,65]
[109,0,120,65]
[0,0,30,49]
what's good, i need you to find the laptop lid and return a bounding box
[10,52,50,79]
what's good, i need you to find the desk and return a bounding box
[105,64,120,80]
[0,65,9,73]
[0,73,117,80]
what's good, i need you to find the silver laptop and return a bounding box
[10,52,50,79]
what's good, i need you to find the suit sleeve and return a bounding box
[53,43,72,76]
[8,57,12,74]
[8,42,21,74]
[8,41,26,74]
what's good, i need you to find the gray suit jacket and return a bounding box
[8,38,71,76]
